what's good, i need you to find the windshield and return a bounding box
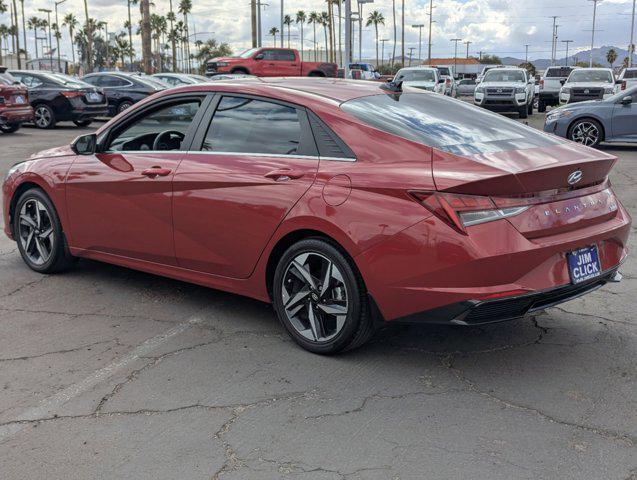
[238,48,259,58]
[568,70,613,83]
[545,67,574,78]
[135,75,167,89]
[350,64,371,71]
[396,70,436,82]
[622,69,637,79]
[188,74,210,82]
[483,70,526,83]
[436,67,451,76]
[341,93,559,156]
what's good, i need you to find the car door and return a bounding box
[172,94,319,278]
[611,90,637,140]
[65,94,209,265]
[259,49,298,77]
[10,73,45,104]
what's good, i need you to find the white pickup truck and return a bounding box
[559,68,620,104]
[618,67,637,91]
[538,66,577,112]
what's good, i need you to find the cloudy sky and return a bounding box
[3,0,636,62]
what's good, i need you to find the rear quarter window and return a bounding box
[341,93,560,156]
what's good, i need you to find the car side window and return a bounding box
[260,49,277,61]
[100,76,130,87]
[82,76,99,86]
[16,75,43,88]
[106,99,202,152]
[274,50,296,61]
[201,96,302,155]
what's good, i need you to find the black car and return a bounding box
[152,73,210,86]
[7,70,108,129]
[82,72,165,116]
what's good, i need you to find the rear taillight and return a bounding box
[445,78,451,85]
[61,90,84,98]
[539,78,544,90]
[410,191,529,234]
[621,81,627,90]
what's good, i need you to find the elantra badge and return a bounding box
[567,170,583,185]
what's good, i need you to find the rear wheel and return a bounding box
[518,104,528,119]
[73,119,93,127]
[0,123,20,133]
[117,100,133,114]
[272,238,375,354]
[538,99,546,113]
[527,99,534,115]
[33,104,56,129]
[13,188,75,273]
[568,118,603,147]
[308,71,325,77]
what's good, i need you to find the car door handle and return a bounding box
[141,167,172,178]
[264,169,304,181]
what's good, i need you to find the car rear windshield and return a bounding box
[568,70,612,83]
[623,69,637,79]
[545,67,574,78]
[436,67,451,76]
[483,69,526,82]
[396,70,436,82]
[341,93,560,156]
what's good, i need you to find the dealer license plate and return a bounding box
[567,246,601,284]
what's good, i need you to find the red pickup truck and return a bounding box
[206,48,337,78]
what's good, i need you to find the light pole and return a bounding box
[357,0,373,63]
[589,0,600,67]
[629,0,636,67]
[280,0,284,48]
[38,8,53,71]
[408,46,415,66]
[411,24,424,64]
[450,37,461,70]
[524,43,529,63]
[54,0,66,72]
[549,16,559,66]
[380,38,388,66]
[561,40,573,66]
[344,0,351,78]
[427,0,434,62]
[464,40,471,58]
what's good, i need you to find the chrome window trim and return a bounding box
[103,150,356,162]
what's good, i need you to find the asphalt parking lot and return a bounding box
[0,114,635,480]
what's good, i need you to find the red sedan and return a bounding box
[0,70,33,133]
[2,78,631,354]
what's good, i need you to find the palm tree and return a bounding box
[335,0,342,66]
[269,26,279,46]
[606,48,617,69]
[320,12,329,61]
[325,0,334,62]
[391,0,396,67]
[114,32,132,68]
[295,10,306,60]
[19,0,26,63]
[151,14,167,71]
[82,0,92,71]
[27,16,43,59]
[308,11,320,61]
[178,0,192,72]
[167,5,176,71]
[0,24,8,65]
[167,24,180,71]
[62,13,78,65]
[366,11,384,68]
[283,14,292,48]
[127,0,137,68]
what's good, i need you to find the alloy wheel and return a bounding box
[281,252,349,342]
[34,106,52,128]
[571,122,600,146]
[18,199,55,266]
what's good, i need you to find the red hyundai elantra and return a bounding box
[2,78,631,354]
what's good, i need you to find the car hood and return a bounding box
[209,56,241,63]
[403,81,437,88]
[478,82,527,89]
[30,145,74,160]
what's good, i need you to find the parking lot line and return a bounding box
[0,316,203,444]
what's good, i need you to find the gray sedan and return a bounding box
[544,86,637,147]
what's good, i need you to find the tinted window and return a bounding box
[107,100,201,151]
[82,76,99,86]
[341,93,561,156]
[436,67,451,76]
[568,70,613,83]
[100,76,131,87]
[202,96,301,155]
[12,74,43,88]
[396,69,436,82]
[274,49,296,61]
[483,69,526,82]
[623,69,637,79]
[545,67,574,78]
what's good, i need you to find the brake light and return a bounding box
[409,191,529,234]
[445,78,451,85]
[61,90,84,98]
[621,81,627,90]
[539,78,544,90]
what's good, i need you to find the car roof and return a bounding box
[162,77,393,103]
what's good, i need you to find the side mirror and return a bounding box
[438,78,445,83]
[254,53,264,60]
[621,96,632,105]
[71,133,97,155]
[560,79,566,85]
[616,79,623,84]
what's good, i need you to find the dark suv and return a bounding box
[8,70,108,128]
[82,72,165,116]
[0,69,33,133]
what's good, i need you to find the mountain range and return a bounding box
[502,45,633,69]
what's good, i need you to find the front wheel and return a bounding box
[527,99,534,115]
[33,104,56,129]
[518,105,528,119]
[272,238,375,354]
[568,119,603,147]
[117,101,133,114]
[0,123,20,133]
[13,188,76,273]
[538,100,546,113]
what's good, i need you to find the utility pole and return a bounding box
[38,8,53,71]
[408,47,415,66]
[401,0,404,66]
[251,0,257,47]
[427,0,434,62]
[450,37,461,70]
[345,0,351,78]
[412,24,424,64]
[561,39,573,66]
[54,0,66,72]
[629,0,636,67]
[589,0,600,67]
[464,40,471,58]
[380,38,388,66]
[549,16,558,66]
[524,43,529,62]
[478,50,483,61]
[357,0,373,63]
[280,0,283,47]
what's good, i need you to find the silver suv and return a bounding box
[474,67,535,118]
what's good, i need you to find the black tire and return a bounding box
[538,100,546,113]
[13,188,76,274]
[308,71,325,77]
[0,123,20,133]
[567,118,603,148]
[272,238,375,354]
[73,119,93,127]
[518,104,528,119]
[527,99,533,115]
[230,68,249,75]
[117,100,133,114]
[33,104,56,129]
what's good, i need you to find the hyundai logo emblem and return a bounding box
[584,89,589,94]
[496,88,502,93]
[567,170,583,185]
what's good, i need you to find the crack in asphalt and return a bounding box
[441,353,636,447]
[0,276,49,298]
[234,457,391,480]
[0,339,122,362]
[551,306,636,327]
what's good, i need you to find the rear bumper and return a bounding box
[539,91,559,105]
[0,106,34,125]
[356,199,631,323]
